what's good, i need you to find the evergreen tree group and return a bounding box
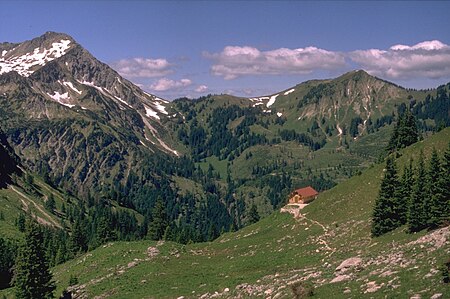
[13,218,55,299]
[371,156,403,236]
[372,144,450,237]
[388,110,419,152]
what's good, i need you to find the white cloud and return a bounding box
[195,85,208,93]
[350,40,450,79]
[205,46,346,79]
[149,78,192,91]
[110,57,173,78]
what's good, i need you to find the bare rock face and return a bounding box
[330,256,363,284]
[407,226,449,251]
[330,274,351,283]
[147,246,160,258]
[363,281,384,294]
[430,294,442,299]
[335,256,363,273]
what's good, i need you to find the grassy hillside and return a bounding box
[3,128,445,299]
[0,174,69,239]
[168,75,449,222]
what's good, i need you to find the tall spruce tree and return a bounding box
[13,218,55,299]
[442,143,450,223]
[408,151,428,232]
[147,198,168,240]
[247,204,260,224]
[68,220,88,256]
[399,158,414,225]
[371,156,402,237]
[427,148,448,228]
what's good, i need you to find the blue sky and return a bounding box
[1,1,450,100]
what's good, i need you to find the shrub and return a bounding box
[290,281,314,298]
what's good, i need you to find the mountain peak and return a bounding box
[39,31,76,44]
[0,32,76,77]
[338,69,373,81]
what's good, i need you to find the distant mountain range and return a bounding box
[0,31,448,238]
[0,32,449,298]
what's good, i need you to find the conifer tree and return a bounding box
[13,218,55,299]
[399,158,414,225]
[68,220,88,256]
[96,216,115,244]
[0,237,16,289]
[371,156,402,237]
[147,198,168,240]
[428,147,449,228]
[401,110,419,147]
[408,152,428,232]
[388,110,419,152]
[442,143,450,222]
[248,204,260,224]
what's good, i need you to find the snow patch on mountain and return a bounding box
[277,112,283,117]
[80,80,132,109]
[47,91,75,108]
[284,89,295,95]
[141,115,179,156]
[249,96,269,102]
[61,81,82,94]
[0,39,71,77]
[80,80,102,90]
[114,96,133,108]
[154,102,168,115]
[144,105,160,120]
[266,94,279,107]
[1,50,7,57]
[337,124,343,136]
[154,96,169,104]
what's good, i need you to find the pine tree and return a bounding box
[371,156,402,237]
[0,237,16,289]
[400,110,419,147]
[388,110,419,152]
[428,147,449,228]
[408,152,428,232]
[387,124,399,152]
[68,220,88,256]
[16,213,26,232]
[13,218,55,299]
[398,158,414,225]
[248,204,260,224]
[96,216,115,244]
[147,198,168,241]
[442,143,450,223]
[55,242,68,265]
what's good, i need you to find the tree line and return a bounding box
[372,145,450,236]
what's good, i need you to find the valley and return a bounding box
[37,129,450,298]
[0,31,449,298]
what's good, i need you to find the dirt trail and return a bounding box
[282,204,336,256]
[302,213,336,255]
[10,185,62,228]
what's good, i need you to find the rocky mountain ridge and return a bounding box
[0,32,183,198]
[0,32,177,153]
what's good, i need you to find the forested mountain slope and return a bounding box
[1,32,449,242]
[25,128,448,299]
